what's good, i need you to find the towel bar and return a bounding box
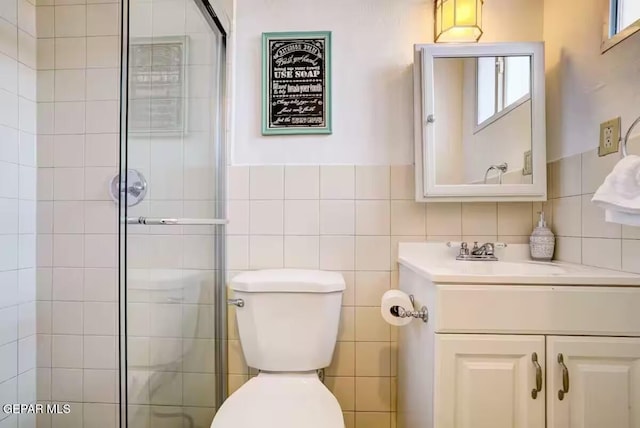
[622,115,640,157]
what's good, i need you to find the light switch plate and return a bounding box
[599,117,621,157]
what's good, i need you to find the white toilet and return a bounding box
[211,269,346,428]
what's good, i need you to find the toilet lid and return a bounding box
[211,373,344,428]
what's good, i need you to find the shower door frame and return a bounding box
[117,1,230,426]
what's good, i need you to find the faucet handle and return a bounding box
[484,242,495,256]
[446,241,470,256]
[460,242,469,256]
[446,241,467,249]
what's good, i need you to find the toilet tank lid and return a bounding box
[230,269,346,293]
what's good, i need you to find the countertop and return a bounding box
[398,242,640,286]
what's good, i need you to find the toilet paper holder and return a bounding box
[390,295,428,323]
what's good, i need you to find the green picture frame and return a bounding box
[262,31,332,135]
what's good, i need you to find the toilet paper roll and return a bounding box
[380,290,413,326]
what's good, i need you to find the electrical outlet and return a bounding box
[522,150,533,176]
[599,117,621,157]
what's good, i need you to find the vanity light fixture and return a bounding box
[434,0,484,43]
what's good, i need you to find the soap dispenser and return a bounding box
[530,211,555,261]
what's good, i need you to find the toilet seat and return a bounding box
[211,372,344,428]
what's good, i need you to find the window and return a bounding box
[476,56,530,130]
[611,0,640,36]
[604,0,640,52]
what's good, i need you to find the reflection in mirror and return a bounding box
[476,56,530,128]
[433,55,532,186]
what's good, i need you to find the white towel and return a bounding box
[592,155,640,225]
[605,210,640,226]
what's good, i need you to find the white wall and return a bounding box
[233,0,430,165]
[544,0,640,161]
[232,0,543,165]
[0,1,37,427]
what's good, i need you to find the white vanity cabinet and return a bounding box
[431,333,640,428]
[396,243,640,428]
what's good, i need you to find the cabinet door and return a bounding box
[547,336,640,428]
[435,334,545,428]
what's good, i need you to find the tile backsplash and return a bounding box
[548,148,639,273]
[226,164,545,427]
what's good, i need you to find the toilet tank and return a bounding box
[230,269,345,372]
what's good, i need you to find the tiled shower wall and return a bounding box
[0,1,38,427]
[35,0,121,426]
[225,164,547,428]
[547,148,640,272]
[35,0,225,426]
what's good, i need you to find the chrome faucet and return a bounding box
[471,242,495,256]
[448,241,505,261]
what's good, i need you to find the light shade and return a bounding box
[434,0,484,43]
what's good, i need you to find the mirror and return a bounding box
[433,55,532,186]
[414,42,546,202]
[603,0,640,52]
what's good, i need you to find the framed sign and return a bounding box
[129,36,187,135]
[262,31,332,135]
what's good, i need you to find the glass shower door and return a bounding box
[118,0,228,426]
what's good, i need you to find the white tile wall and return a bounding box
[0,2,37,426]
[36,0,121,424]
[284,200,319,235]
[548,148,640,272]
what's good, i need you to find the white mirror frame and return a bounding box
[413,42,547,203]
[601,0,640,53]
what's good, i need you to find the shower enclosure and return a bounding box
[117,0,229,426]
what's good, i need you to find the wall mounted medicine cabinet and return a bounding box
[413,42,547,202]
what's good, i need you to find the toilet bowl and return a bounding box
[211,269,346,428]
[212,372,343,427]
